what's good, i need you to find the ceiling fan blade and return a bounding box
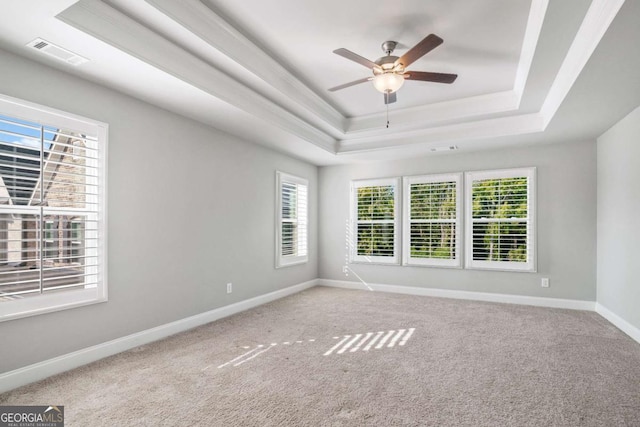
[328,77,372,92]
[404,71,458,84]
[396,34,443,68]
[333,48,379,69]
[384,92,397,104]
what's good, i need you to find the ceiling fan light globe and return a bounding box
[373,73,405,94]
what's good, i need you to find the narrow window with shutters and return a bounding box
[351,178,400,264]
[0,94,106,321]
[465,168,536,272]
[403,173,462,267]
[276,171,308,267]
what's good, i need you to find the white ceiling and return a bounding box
[0,0,638,166]
[204,0,530,117]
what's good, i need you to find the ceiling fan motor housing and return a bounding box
[374,56,403,75]
[373,43,406,93]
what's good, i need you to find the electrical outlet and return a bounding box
[541,278,550,288]
[226,283,232,294]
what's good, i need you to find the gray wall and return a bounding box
[0,49,318,373]
[319,141,597,301]
[597,106,640,331]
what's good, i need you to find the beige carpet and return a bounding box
[2,286,640,426]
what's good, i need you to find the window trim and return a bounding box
[0,93,108,322]
[350,177,401,265]
[402,173,462,268]
[275,171,308,268]
[464,167,536,272]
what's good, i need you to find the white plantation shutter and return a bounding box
[351,178,400,264]
[0,94,106,321]
[465,168,536,271]
[403,173,462,267]
[276,172,308,267]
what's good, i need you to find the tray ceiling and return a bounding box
[0,0,632,165]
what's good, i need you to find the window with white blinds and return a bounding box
[403,173,462,267]
[276,171,308,267]
[0,94,107,321]
[351,178,400,264]
[465,168,536,271]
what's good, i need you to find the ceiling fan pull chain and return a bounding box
[386,100,390,128]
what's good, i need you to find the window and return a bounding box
[351,178,400,264]
[276,171,308,267]
[403,173,462,267]
[0,93,107,321]
[465,168,536,271]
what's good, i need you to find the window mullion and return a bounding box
[38,125,44,294]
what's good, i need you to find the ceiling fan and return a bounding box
[328,34,457,105]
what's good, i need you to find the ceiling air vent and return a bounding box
[26,38,89,66]
[430,145,458,152]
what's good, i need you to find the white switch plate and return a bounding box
[226,283,232,293]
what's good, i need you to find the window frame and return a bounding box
[275,171,308,268]
[464,167,536,272]
[350,177,401,265]
[402,173,462,268]
[0,93,108,322]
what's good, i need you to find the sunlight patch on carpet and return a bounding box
[324,328,415,356]
[213,329,415,370]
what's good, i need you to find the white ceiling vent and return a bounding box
[26,38,88,66]
[430,145,459,152]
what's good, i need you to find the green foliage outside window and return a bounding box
[409,182,456,259]
[472,177,528,262]
[356,186,394,256]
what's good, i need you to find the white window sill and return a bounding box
[0,288,107,322]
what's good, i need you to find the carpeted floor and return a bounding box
[2,286,640,426]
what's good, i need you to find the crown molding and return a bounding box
[338,113,544,153]
[144,0,346,133]
[540,0,626,128]
[57,0,338,153]
[513,0,549,99]
[345,91,520,135]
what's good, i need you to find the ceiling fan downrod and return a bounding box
[381,41,397,56]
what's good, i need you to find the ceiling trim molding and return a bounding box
[338,113,545,153]
[513,0,549,100]
[344,91,520,135]
[540,0,625,127]
[144,0,346,133]
[57,0,338,153]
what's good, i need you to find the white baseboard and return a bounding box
[0,279,318,394]
[319,279,596,311]
[595,302,640,345]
